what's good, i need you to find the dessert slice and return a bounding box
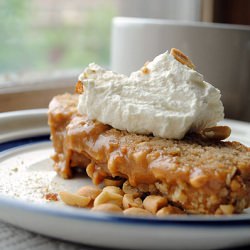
[48,94,250,214]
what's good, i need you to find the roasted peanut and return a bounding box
[123,207,152,216]
[123,194,143,209]
[143,195,168,214]
[103,186,124,196]
[94,190,123,208]
[201,126,231,141]
[103,178,124,187]
[91,203,122,213]
[219,205,234,215]
[76,185,102,200]
[59,191,91,207]
[86,162,95,178]
[170,48,195,69]
[122,180,140,196]
[156,206,185,216]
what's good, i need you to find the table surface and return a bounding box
[0,221,107,250]
[1,221,250,250]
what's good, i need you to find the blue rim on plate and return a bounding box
[0,135,50,152]
[0,135,250,228]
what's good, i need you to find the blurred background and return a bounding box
[0,0,249,120]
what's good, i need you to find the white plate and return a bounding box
[0,110,250,250]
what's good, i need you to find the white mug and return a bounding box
[111,17,250,121]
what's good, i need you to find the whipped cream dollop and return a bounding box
[78,51,224,139]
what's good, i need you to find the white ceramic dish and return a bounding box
[0,109,250,250]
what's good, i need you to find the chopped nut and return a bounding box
[92,171,108,185]
[103,177,124,187]
[237,199,247,211]
[172,189,187,204]
[86,161,95,178]
[230,178,241,191]
[146,151,160,163]
[44,192,58,201]
[86,162,108,185]
[143,195,168,214]
[122,181,140,196]
[103,186,124,196]
[219,204,234,215]
[226,167,237,186]
[170,48,195,69]
[94,190,123,208]
[120,146,127,154]
[219,188,228,197]
[59,191,91,207]
[123,194,143,209]
[190,175,208,188]
[209,195,219,205]
[201,126,231,141]
[133,151,148,166]
[123,207,152,216]
[76,185,102,200]
[92,203,122,213]
[75,80,84,94]
[141,66,150,74]
[237,162,250,176]
[215,207,223,215]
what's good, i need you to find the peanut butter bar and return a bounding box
[48,94,250,214]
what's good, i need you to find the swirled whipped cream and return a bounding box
[78,51,224,139]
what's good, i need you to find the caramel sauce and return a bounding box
[48,94,250,214]
[48,95,249,188]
